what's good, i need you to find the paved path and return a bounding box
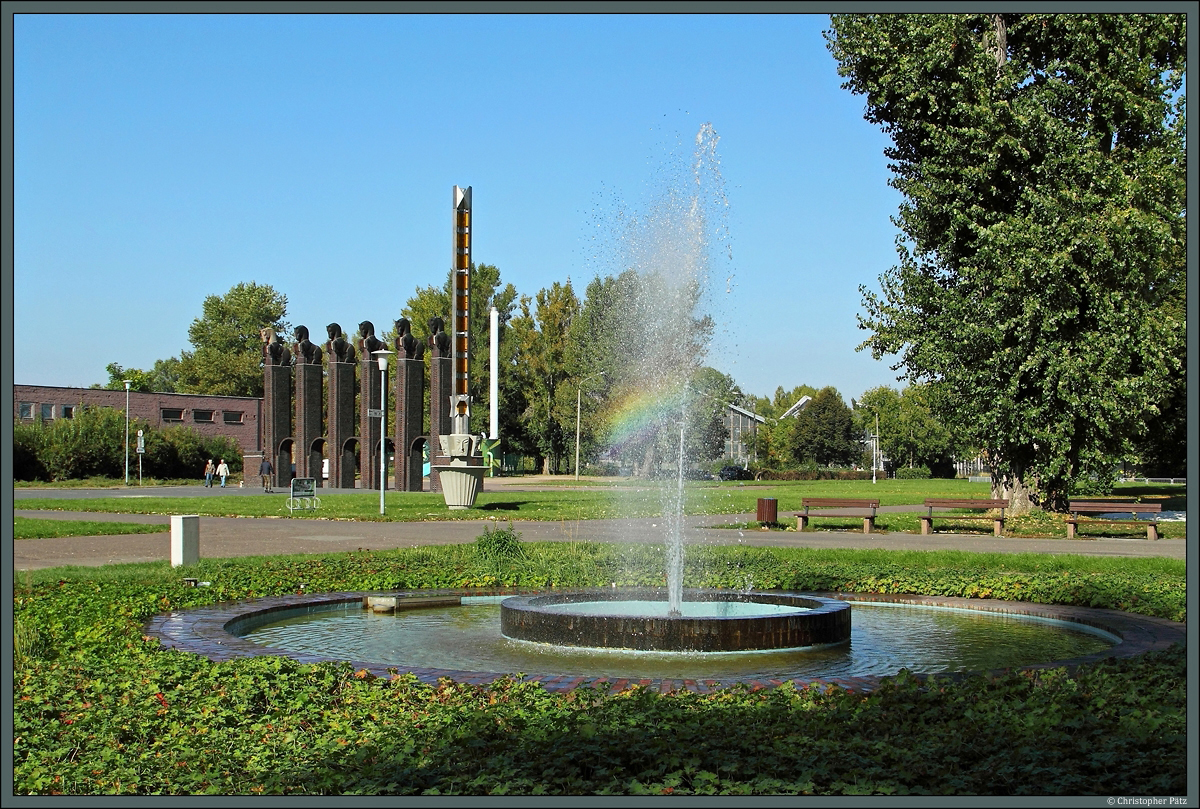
[12,478,1184,570]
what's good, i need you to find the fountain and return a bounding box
[146,124,1178,688]
[500,589,850,652]
[452,122,834,649]
[491,122,828,650]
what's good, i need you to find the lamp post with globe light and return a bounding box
[373,350,394,514]
[123,380,132,485]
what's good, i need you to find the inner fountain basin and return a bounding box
[145,588,1185,692]
[499,589,850,652]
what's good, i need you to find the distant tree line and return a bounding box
[94,237,1182,487]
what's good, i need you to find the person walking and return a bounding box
[216,459,230,488]
[203,459,216,488]
[259,457,274,493]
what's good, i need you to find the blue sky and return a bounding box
[14,12,906,402]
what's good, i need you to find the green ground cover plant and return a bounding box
[12,544,1185,795]
[14,517,170,540]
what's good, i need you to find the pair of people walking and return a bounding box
[203,459,230,488]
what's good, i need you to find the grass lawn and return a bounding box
[15,479,1184,538]
[15,475,216,489]
[13,516,170,540]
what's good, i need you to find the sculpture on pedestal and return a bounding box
[393,317,426,491]
[293,325,323,365]
[358,321,385,356]
[262,329,292,366]
[358,320,384,491]
[325,323,357,488]
[325,323,357,364]
[260,327,294,490]
[394,317,425,360]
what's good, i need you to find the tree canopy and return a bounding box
[856,384,961,475]
[96,359,182,394]
[177,282,290,398]
[828,13,1186,510]
[789,386,859,467]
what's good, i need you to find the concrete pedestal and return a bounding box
[433,465,486,509]
[171,515,199,567]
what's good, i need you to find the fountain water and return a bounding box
[493,123,840,650]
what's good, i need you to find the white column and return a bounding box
[490,305,499,440]
[170,515,199,567]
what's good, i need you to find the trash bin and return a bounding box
[756,498,778,524]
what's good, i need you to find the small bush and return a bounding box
[13,421,49,481]
[474,522,526,561]
[894,466,932,480]
[1070,474,1116,498]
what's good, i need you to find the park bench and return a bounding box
[921,498,1010,537]
[797,498,881,534]
[1066,500,1161,540]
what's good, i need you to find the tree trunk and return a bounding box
[638,443,656,478]
[988,13,1007,79]
[990,466,1037,515]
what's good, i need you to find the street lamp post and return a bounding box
[123,380,132,485]
[373,350,394,515]
[873,412,879,485]
[575,371,606,481]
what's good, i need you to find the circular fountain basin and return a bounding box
[500,589,851,652]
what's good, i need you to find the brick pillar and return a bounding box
[395,356,425,492]
[294,362,323,483]
[359,357,382,490]
[428,346,452,493]
[263,363,293,489]
[326,361,356,489]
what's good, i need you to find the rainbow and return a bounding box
[603,382,689,453]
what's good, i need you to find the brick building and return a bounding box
[13,385,262,453]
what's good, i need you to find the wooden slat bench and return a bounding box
[921,498,1010,537]
[797,498,881,534]
[1067,500,1162,540]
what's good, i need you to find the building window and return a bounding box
[161,408,185,423]
[193,410,215,423]
[61,405,75,419]
[222,411,244,425]
[19,402,33,419]
[41,404,54,420]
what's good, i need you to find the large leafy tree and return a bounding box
[789,386,859,467]
[856,384,960,475]
[177,282,290,398]
[510,281,581,474]
[747,384,820,467]
[570,269,715,476]
[828,13,1186,511]
[683,366,740,466]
